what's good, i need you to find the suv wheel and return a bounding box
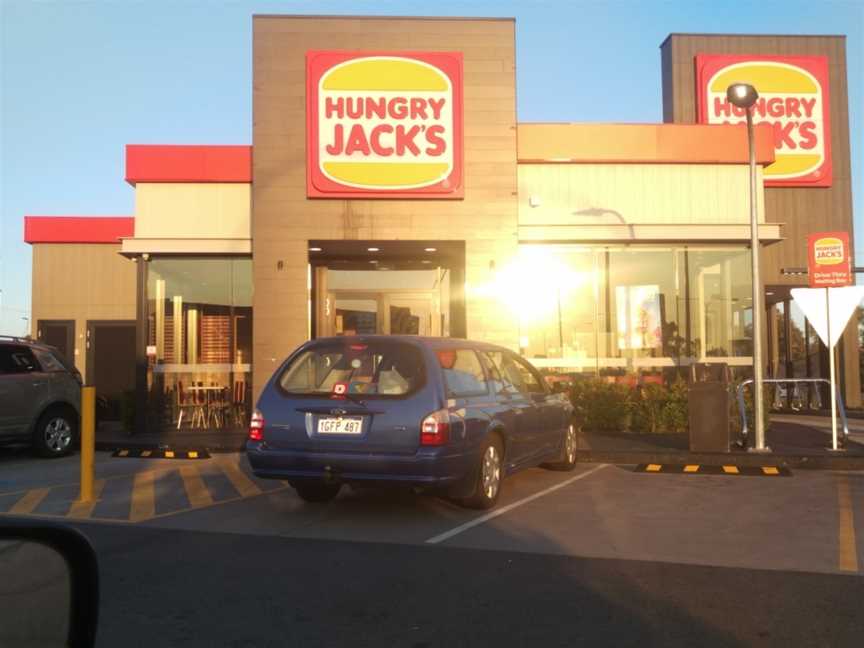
[293,481,342,503]
[33,410,77,458]
[463,436,503,509]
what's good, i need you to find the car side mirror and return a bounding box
[0,521,99,647]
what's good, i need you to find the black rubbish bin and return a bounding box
[688,363,731,453]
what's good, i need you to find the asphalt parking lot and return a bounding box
[1,445,861,577]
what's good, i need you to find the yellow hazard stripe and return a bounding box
[67,479,107,519]
[179,466,213,508]
[130,471,156,522]
[9,488,50,515]
[220,463,262,498]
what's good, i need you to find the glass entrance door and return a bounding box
[315,268,449,338]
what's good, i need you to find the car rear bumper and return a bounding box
[246,441,477,488]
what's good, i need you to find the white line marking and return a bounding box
[425,463,608,545]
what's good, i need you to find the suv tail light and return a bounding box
[420,409,450,446]
[249,409,265,441]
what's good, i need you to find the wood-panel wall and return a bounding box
[30,244,137,377]
[252,16,519,396]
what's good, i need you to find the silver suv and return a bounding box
[0,337,81,457]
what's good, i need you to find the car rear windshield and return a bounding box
[278,341,425,398]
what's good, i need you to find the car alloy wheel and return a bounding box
[481,444,501,500]
[44,417,73,453]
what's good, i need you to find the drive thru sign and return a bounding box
[808,231,852,288]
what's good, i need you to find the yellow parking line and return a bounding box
[179,465,213,508]
[762,466,780,476]
[838,477,859,572]
[67,479,107,519]
[8,488,50,515]
[129,471,156,522]
[645,464,662,472]
[220,463,262,498]
[684,465,699,473]
[722,466,739,474]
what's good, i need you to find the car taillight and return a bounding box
[249,410,265,441]
[420,409,450,446]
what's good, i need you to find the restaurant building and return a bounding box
[23,17,858,435]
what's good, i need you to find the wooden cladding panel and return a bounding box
[660,34,853,286]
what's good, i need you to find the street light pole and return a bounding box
[728,83,769,452]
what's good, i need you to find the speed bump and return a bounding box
[111,448,210,460]
[634,464,791,477]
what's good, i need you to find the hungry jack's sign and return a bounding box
[306,51,464,198]
[696,54,832,187]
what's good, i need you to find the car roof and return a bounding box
[307,335,515,354]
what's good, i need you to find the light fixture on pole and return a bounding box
[727,82,769,452]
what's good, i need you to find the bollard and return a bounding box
[79,386,96,503]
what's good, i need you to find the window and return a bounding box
[145,257,253,430]
[483,351,545,395]
[279,341,424,397]
[32,348,65,372]
[0,345,39,374]
[438,349,487,397]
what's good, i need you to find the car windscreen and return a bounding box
[278,341,425,398]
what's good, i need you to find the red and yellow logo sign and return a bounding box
[306,51,464,198]
[808,231,851,287]
[696,55,832,187]
[813,237,844,265]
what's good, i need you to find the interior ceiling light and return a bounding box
[424,247,437,252]
[309,247,322,252]
[367,247,380,252]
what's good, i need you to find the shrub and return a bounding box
[629,383,666,434]
[658,378,689,434]
[569,379,631,432]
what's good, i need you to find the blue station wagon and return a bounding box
[246,336,577,508]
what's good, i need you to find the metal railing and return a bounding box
[735,378,849,448]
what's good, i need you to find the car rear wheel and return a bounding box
[544,423,578,471]
[293,481,342,503]
[32,409,78,458]
[463,436,503,509]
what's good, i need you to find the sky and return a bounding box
[1,0,862,336]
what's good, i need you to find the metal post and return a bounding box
[827,287,838,450]
[747,108,769,452]
[78,386,96,503]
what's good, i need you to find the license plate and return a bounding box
[317,416,363,435]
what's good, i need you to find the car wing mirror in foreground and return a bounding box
[0,520,99,648]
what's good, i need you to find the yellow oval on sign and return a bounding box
[318,56,454,190]
[322,58,450,92]
[709,62,818,94]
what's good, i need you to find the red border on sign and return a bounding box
[306,50,464,199]
[695,54,832,188]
